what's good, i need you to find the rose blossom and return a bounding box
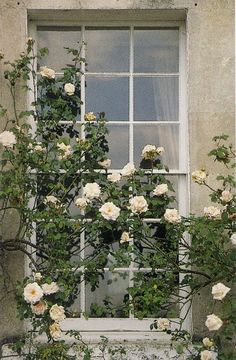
[164,209,181,223]
[153,184,168,196]
[40,66,55,79]
[204,206,221,218]
[49,304,66,322]
[84,182,101,200]
[230,233,236,246]
[23,282,44,304]
[44,195,59,206]
[84,112,96,121]
[120,231,131,244]
[31,300,48,315]
[202,337,214,348]
[205,314,223,331]
[156,318,170,331]
[98,159,111,169]
[34,272,42,282]
[75,197,88,209]
[200,350,216,360]
[99,202,120,221]
[49,322,62,341]
[142,145,159,160]
[121,163,136,177]
[129,196,148,214]
[0,131,16,148]
[220,190,233,203]
[211,282,230,300]
[156,146,165,155]
[57,142,72,159]
[107,173,121,183]
[42,282,59,295]
[64,83,75,96]
[192,169,207,184]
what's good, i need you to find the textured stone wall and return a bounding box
[0,0,234,354]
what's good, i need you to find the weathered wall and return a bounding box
[0,0,234,352]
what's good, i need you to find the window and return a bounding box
[28,20,188,336]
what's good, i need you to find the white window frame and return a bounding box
[26,19,190,340]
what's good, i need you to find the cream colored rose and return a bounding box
[230,233,236,246]
[42,282,59,295]
[211,282,230,300]
[49,322,62,341]
[153,184,168,196]
[31,300,48,315]
[40,66,55,79]
[34,272,42,282]
[24,282,44,304]
[98,159,111,169]
[49,304,66,322]
[57,142,72,159]
[75,197,88,209]
[142,145,158,159]
[164,209,181,223]
[107,173,121,183]
[64,83,75,96]
[192,169,207,184]
[220,190,233,203]
[0,131,16,148]
[84,182,101,200]
[84,112,96,121]
[121,163,136,177]
[156,146,165,155]
[99,202,120,221]
[120,231,131,244]
[44,195,59,205]
[200,350,215,360]
[204,206,221,218]
[205,314,223,331]
[129,196,148,214]
[202,337,214,348]
[157,318,170,331]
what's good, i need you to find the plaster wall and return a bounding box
[0,0,234,354]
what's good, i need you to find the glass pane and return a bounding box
[68,285,81,318]
[134,124,179,169]
[37,27,81,71]
[85,271,129,318]
[85,28,129,72]
[134,28,179,73]
[85,76,129,121]
[134,77,179,121]
[107,125,129,169]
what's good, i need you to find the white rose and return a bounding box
[34,272,42,282]
[220,190,233,203]
[192,169,207,184]
[156,146,165,155]
[230,233,236,246]
[99,202,120,221]
[64,83,75,96]
[57,142,72,159]
[164,209,181,223]
[49,304,66,322]
[202,337,214,348]
[200,350,216,360]
[75,197,88,209]
[120,231,131,244]
[44,195,59,205]
[42,282,59,295]
[98,159,111,169]
[31,300,48,315]
[142,145,158,159]
[121,163,136,177]
[129,196,148,214]
[107,173,121,183]
[204,206,221,218]
[157,318,170,331]
[211,282,230,300]
[84,112,96,121]
[49,322,62,341]
[23,282,44,304]
[84,183,101,200]
[40,66,55,79]
[153,184,168,196]
[205,314,223,331]
[0,131,16,148]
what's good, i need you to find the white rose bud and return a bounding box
[202,337,214,348]
[164,209,181,223]
[211,282,230,300]
[204,206,221,218]
[40,66,55,79]
[75,197,88,210]
[121,162,136,177]
[98,159,111,169]
[64,83,75,96]
[156,146,165,155]
[120,231,131,244]
[107,173,121,183]
[129,196,148,214]
[84,183,101,200]
[42,282,59,295]
[230,233,236,246]
[220,190,233,203]
[156,318,170,331]
[99,202,120,221]
[34,272,42,282]
[153,184,168,196]
[49,322,62,341]
[0,131,17,148]
[49,304,66,322]
[205,314,223,331]
[84,112,96,121]
[23,282,44,304]
[192,169,207,184]
[31,300,48,315]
